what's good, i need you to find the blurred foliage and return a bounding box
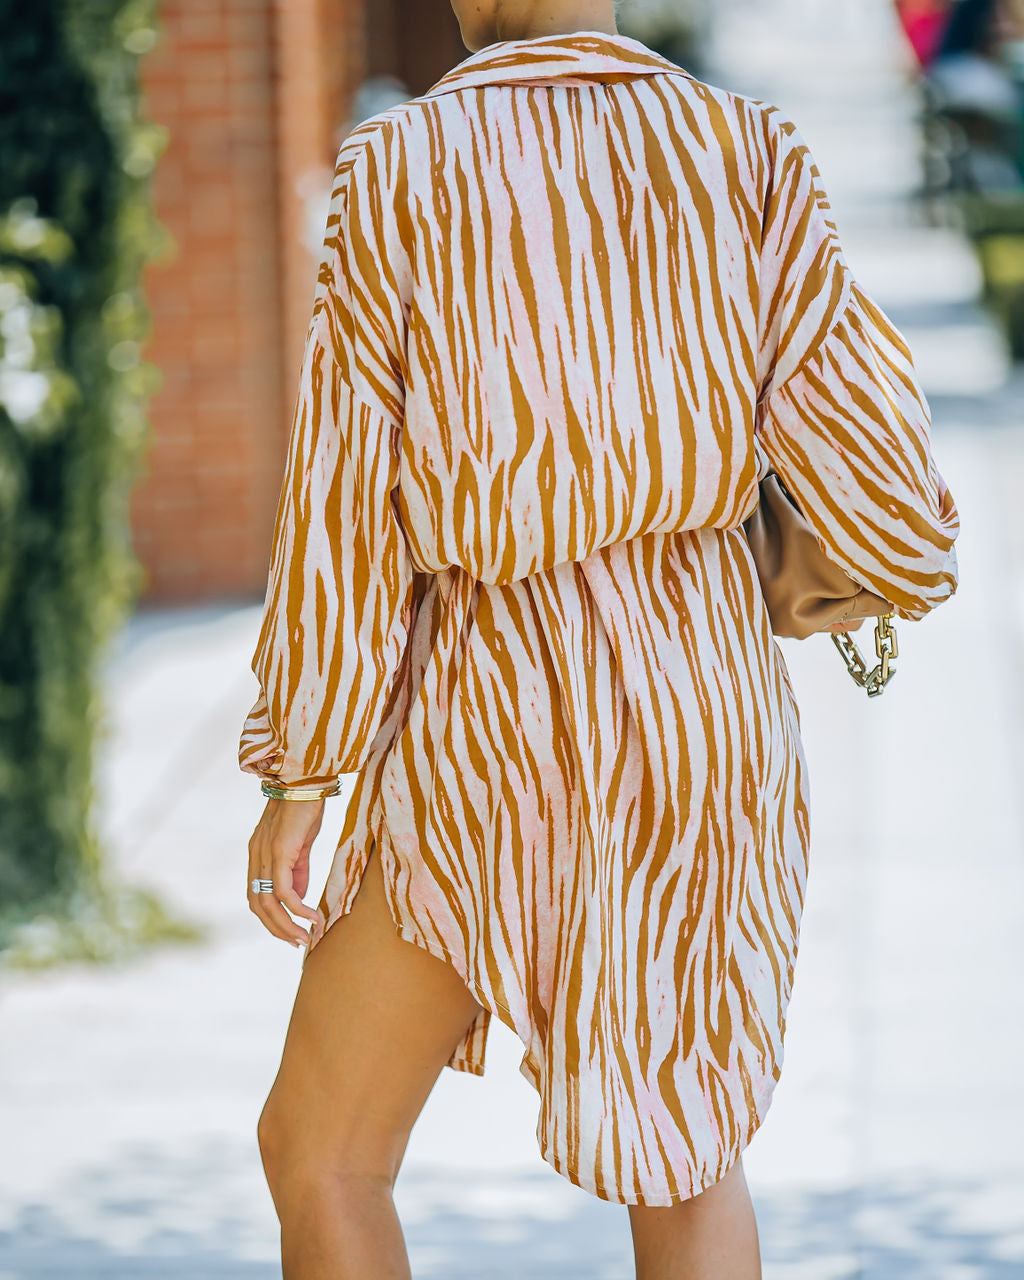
[915,0,1024,356]
[619,0,711,79]
[962,194,1024,358]
[0,0,204,961]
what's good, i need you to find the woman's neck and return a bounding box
[490,4,619,43]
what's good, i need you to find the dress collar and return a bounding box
[420,29,694,98]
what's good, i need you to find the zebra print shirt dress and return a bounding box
[238,30,960,1205]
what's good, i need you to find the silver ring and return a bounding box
[250,878,276,894]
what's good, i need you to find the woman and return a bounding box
[241,2,961,1275]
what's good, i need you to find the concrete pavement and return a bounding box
[3,0,1024,1275]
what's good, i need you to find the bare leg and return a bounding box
[627,1156,762,1280]
[256,843,485,1280]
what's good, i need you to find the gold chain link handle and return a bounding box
[830,610,898,697]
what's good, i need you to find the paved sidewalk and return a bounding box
[3,0,1024,1276]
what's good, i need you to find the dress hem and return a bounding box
[534,1073,780,1207]
[310,811,784,1209]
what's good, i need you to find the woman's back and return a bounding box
[314,31,956,598]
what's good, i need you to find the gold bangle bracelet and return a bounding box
[260,779,341,802]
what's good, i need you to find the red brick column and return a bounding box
[273,0,368,409]
[136,0,286,600]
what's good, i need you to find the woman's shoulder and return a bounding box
[331,70,819,208]
[647,67,779,135]
[334,99,425,184]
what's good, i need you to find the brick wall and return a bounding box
[133,0,464,602]
[134,1,284,599]
[273,0,365,401]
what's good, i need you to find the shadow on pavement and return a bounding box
[3,1145,1022,1279]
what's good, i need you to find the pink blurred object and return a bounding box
[896,0,954,68]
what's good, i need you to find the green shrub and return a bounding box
[0,0,203,961]
[961,193,1024,362]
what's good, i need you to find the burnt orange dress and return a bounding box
[239,30,960,1205]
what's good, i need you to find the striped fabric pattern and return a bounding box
[239,30,959,1205]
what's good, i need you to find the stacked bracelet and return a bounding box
[260,779,341,802]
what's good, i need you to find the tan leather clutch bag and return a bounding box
[742,470,899,695]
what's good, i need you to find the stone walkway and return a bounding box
[3,0,1024,1275]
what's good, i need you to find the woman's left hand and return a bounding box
[247,799,327,948]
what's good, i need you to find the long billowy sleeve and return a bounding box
[752,106,959,623]
[239,116,415,789]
